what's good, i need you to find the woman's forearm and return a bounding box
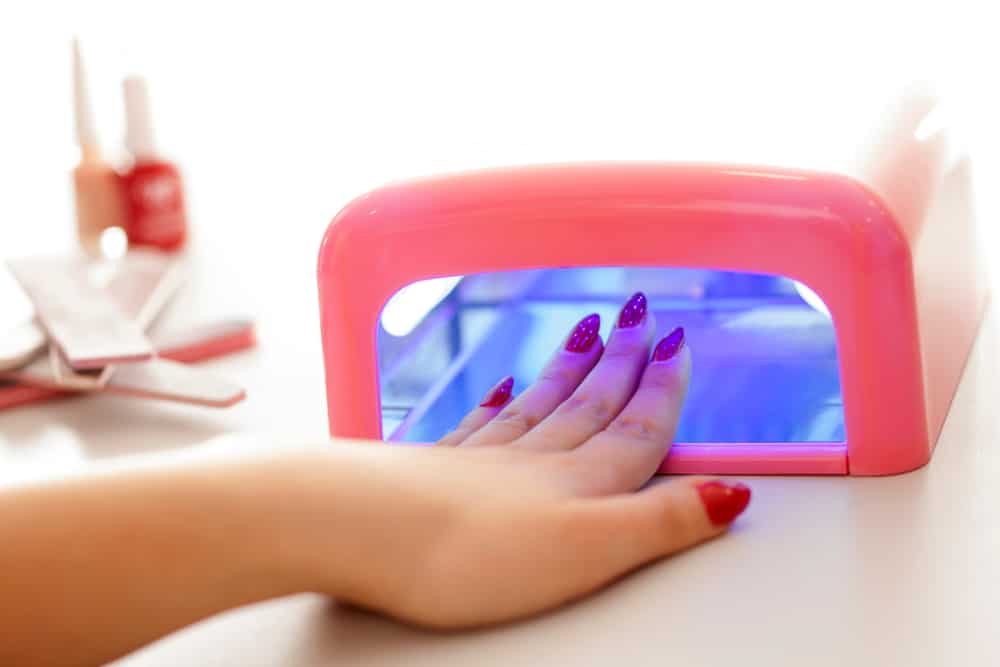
[0,440,469,666]
[0,452,310,667]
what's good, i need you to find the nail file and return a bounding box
[7,257,155,369]
[150,319,257,363]
[0,319,255,409]
[103,359,245,407]
[0,382,67,411]
[1,252,249,410]
[50,252,186,388]
[51,345,100,389]
[4,319,254,390]
[0,251,179,376]
[106,250,187,329]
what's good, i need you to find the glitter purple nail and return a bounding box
[565,314,601,353]
[479,376,514,407]
[617,292,648,329]
[652,326,685,362]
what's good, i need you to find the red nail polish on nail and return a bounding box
[697,481,751,526]
[617,292,647,328]
[480,376,514,407]
[652,326,685,361]
[565,314,601,353]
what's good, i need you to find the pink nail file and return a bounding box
[0,382,66,410]
[0,319,255,410]
[7,257,155,369]
[148,319,257,363]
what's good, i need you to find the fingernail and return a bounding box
[696,480,752,526]
[565,313,601,353]
[652,326,685,362]
[479,376,514,407]
[617,292,647,328]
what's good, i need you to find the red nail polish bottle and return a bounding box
[119,76,187,251]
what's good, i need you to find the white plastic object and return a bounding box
[7,257,155,369]
[72,37,98,150]
[49,251,185,388]
[123,75,157,159]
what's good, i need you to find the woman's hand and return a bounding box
[282,292,751,628]
[0,292,750,666]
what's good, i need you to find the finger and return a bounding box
[459,314,604,447]
[514,292,654,451]
[563,476,751,582]
[573,327,691,494]
[436,376,514,447]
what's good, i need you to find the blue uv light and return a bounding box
[377,267,843,444]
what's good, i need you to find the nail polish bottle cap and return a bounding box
[72,37,98,157]
[123,75,157,160]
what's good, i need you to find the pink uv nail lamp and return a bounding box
[318,90,988,476]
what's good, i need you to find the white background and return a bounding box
[3,0,998,259]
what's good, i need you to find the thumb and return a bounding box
[396,477,751,629]
[561,477,751,589]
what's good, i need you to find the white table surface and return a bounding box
[3,4,1000,665]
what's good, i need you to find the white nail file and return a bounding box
[106,250,187,329]
[49,252,186,388]
[0,251,180,374]
[7,257,155,369]
[1,253,247,409]
[1,319,253,409]
[104,359,245,407]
